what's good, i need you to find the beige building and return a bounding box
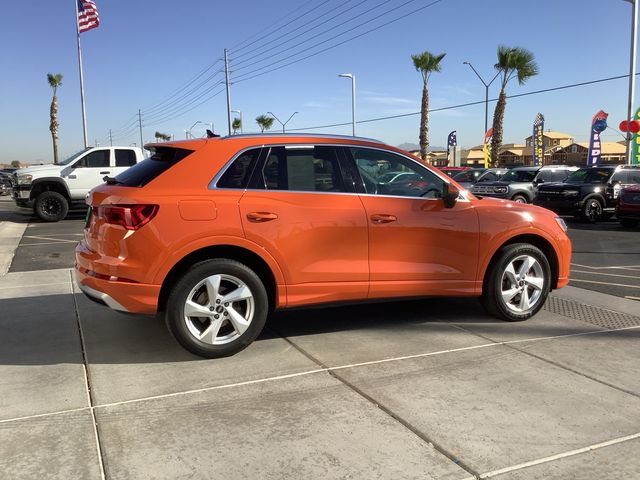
[551,141,626,165]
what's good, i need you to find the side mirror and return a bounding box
[443,183,459,208]
[534,178,545,184]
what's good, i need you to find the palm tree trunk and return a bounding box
[49,94,59,165]
[419,84,429,160]
[490,88,507,167]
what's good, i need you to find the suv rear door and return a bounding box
[64,148,112,199]
[238,144,369,306]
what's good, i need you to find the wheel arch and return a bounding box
[510,190,532,202]
[157,244,280,315]
[482,233,560,291]
[30,178,71,201]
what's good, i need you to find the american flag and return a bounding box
[77,0,100,33]
[447,130,457,147]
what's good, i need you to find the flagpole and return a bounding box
[75,0,88,148]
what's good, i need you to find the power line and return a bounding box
[233,0,445,84]
[144,85,226,127]
[144,80,225,123]
[230,0,367,65]
[287,73,635,132]
[229,0,333,54]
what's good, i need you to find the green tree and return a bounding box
[10,160,20,168]
[411,51,446,161]
[255,114,274,133]
[232,117,242,134]
[490,46,539,166]
[154,131,171,142]
[47,73,63,164]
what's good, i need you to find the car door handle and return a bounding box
[100,171,111,175]
[246,212,278,222]
[370,214,397,224]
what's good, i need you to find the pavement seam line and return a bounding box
[0,407,91,425]
[270,327,482,479]
[0,282,69,290]
[451,323,640,402]
[474,431,640,479]
[70,271,107,480]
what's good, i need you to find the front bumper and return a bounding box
[75,241,161,314]
[12,184,31,201]
[533,197,581,214]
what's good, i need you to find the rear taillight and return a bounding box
[93,204,158,230]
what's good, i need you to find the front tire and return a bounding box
[34,191,69,222]
[582,197,602,223]
[512,194,528,204]
[165,259,269,358]
[481,243,551,322]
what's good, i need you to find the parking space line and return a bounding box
[571,269,640,280]
[468,431,640,479]
[19,242,80,247]
[571,278,640,289]
[572,262,640,271]
[22,235,77,243]
[0,282,68,290]
[0,406,90,425]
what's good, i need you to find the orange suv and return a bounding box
[75,134,571,358]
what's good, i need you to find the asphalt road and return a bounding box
[2,197,639,301]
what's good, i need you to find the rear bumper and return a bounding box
[75,241,160,314]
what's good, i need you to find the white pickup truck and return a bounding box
[11,146,145,222]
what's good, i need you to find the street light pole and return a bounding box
[463,62,500,135]
[624,0,638,165]
[231,109,243,134]
[338,73,356,136]
[267,111,298,133]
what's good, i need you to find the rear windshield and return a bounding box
[113,147,193,187]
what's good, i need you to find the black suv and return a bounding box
[533,165,640,222]
[471,165,576,203]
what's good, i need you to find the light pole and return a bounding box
[338,73,356,136]
[624,0,638,164]
[463,61,500,136]
[268,111,298,133]
[188,121,213,139]
[231,109,243,134]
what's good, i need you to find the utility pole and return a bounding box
[138,109,144,150]
[224,48,232,136]
[624,0,638,164]
[108,129,113,146]
[463,61,500,136]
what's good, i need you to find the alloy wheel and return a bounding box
[183,274,255,345]
[500,254,545,313]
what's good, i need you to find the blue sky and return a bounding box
[0,0,636,163]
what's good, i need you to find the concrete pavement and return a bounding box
[1,266,640,479]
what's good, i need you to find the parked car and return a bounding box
[472,165,577,203]
[0,173,11,196]
[534,165,640,222]
[439,166,469,177]
[11,146,144,221]
[617,184,640,228]
[452,168,508,189]
[75,134,571,358]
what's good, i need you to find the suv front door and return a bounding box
[346,147,480,299]
[63,149,111,199]
[239,145,369,306]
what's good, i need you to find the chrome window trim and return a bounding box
[209,143,468,202]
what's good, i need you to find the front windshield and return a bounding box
[58,148,92,166]
[566,168,612,184]
[500,169,537,182]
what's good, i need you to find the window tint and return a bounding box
[113,147,193,187]
[550,170,569,182]
[76,150,109,168]
[261,146,345,192]
[625,169,640,184]
[115,149,137,167]
[217,148,261,189]
[349,147,445,199]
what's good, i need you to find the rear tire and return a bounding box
[582,197,602,223]
[34,191,69,222]
[481,243,551,322]
[165,259,269,358]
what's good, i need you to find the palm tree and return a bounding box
[47,73,63,164]
[232,117,242,134]
[255,114,274,133]
[490,46,539,166]
[154,131,171,142]
[411,51,446,161]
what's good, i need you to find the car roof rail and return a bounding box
[220,133,386,144]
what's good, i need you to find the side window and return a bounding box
[349,147,444,199]
[75,150,109,168]
[536,170,554,182]
[115,149,137,167]
[261,146,345,192]
[552,170,570,182]
[216,148,261,189]
[627,169,640,184]
[611,171,627,184]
